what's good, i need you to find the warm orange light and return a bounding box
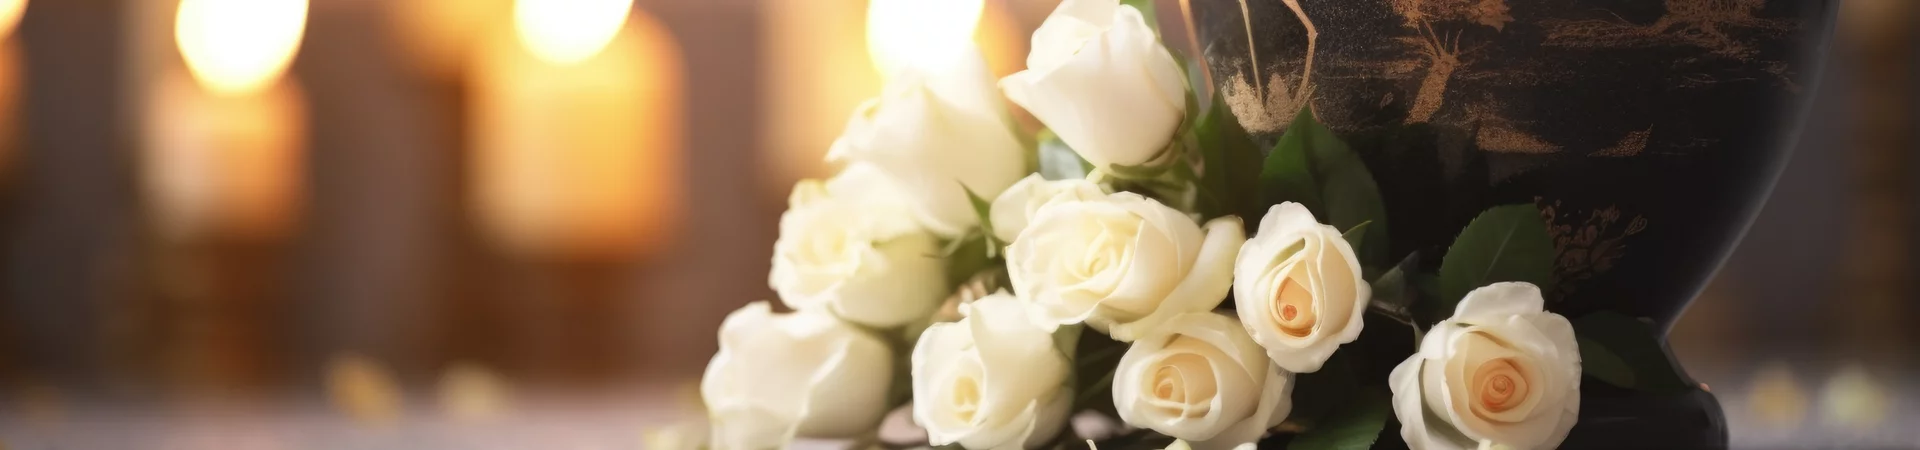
[174,0,308,96]
[0,0,25,41]
[865,0,984,78]
[389,0,512,80]
[144,70,306,242]
[513,0,632,65]
[473,9,683,259]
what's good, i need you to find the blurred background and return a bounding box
[0,0,1910,448]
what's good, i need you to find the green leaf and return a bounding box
[936,230,974,257]
[1260,112,1322,215]
[1282,352,1358,430]
[1342,221,1372,257]
[1436,204,1556,309]
[1573,312,1695,394]
[1408,271,1447,325]
[1411,272,1441,301]
[1288,388,1392,450]
[1103,143,1181,180]
[1037,130,1093,181]
[1261,106,1389,266]
[960,183,1001,257]
[1071,330,1128,415]
[941,234,994,288]
[1370,268,1406,308]
[1578,336,1635,388]
[1368,251,1423,320]
[1191,91,1266,223]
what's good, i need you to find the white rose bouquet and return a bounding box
[700,0,1702,449]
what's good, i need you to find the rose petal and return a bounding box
[1023,0,1115,72]
[704,304,891,448]
[1391,358,1478,450]
[1233,203,1368,373]
[1197,364,1293,450]
[1000,6,1184,169]
[1452,283,1546,322]
[1109,216,1244,341]
[1115,312,1276,446]
[828,53,1025,236]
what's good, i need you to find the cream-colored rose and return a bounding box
[830,50,1028,236]
[702,302,893,450]
[1114,312,1293,450]
[1389,283,1581,450]
[1006,192,1244,341]
[1000,0,1187,171]
[770,166,946,328]
[913,293,1073,449]
[1233,202,1370,373]
[988,174,1106,243]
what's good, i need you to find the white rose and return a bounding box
[912,292,1073,449]
[830,50,1028,236]
[1389,283,1581,450]
[1233,202,1370,373]
[1001,0,1187,171]
[988,174,1107,243]
[1113,312,1293,450]
[770,166,946,328]
[701,302,893,450]
[1006,192,1244,341]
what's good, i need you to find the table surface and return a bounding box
[1,382,1915,449]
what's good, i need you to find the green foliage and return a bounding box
[1573,312,1695,394]
[1288,388,1393,450]
[1578,336,1635,388]
[1191,91,1266,223]
[960,183,1002,257]
[1260,114,1321,214]
[1369,252,1423,311]
[1261,106,1389,266]
[1104,147,1181,180]
[1283,353,1359,431]
[1071,329,1128,416]
[1436,204,1556,311]
[1038,130,1093,181]
[940,232,995,289]
[1342,221,1373,260]
[1408,271,1444,324]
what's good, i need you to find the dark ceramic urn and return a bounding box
[1181,0,1836,448]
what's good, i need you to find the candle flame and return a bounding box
[175,0,307,96]
[0,0,25,41]
[514,0,633,65]
[866,0,984,78]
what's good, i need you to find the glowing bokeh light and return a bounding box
[174,0,308,96]
[513,0,633,65]
[0,0,26,41]
[865,0,985,78]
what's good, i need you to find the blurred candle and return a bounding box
[865,0,984,78]
[469,0,683,260]
[762,0,1024,189]
[762,0,879,187]
[0,0,25,40]
[0,0,23,179]
[142,0,308,242]
[388,0,511,81]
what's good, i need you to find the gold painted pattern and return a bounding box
[1225,0,1804,161]
[1538,198,1649,301]
[1594,127,1655,158]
